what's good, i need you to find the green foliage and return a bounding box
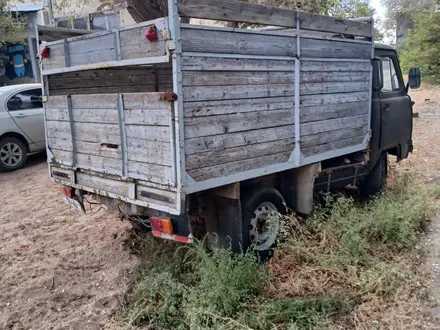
[399,7,440,83]
[122,176,435,329]
[0,0,26,44]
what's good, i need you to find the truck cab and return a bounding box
[371,44,416,166]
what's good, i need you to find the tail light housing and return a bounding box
[41,47,50,59]
[145,26,158,42]
[150,217,173,235]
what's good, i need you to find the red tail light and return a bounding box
[41,47,50,59]
[60,186,72,198]
[145,26,158,42]
[150,217,173,234]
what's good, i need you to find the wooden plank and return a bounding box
[182,71,294,87]
[186,138,295,170]
[184,96,294,117]
[301,91,370,107]
[186,125,295,155]
[183,84,294,102]
[177,0,372,37]
[41,43,65,71]
[46,108,120,124]
[187,151,291,181]
[125,109,170,126]
[67,33,115,55]
[127,161,174,185]
[48,73,172,90]
[49,84,173,96]
[123,93,171,111]
[49,66,171,79]
[76,172,130,196]
[184,109,295,138]
[301,101,370,123]
[300,81,370,95]
[69,48,116,67]
[51,149,122,175]
[178,0,296,27]
[302,135,366,157]
[301,71,370,83]
[182,56,295,72]
[120,26,168,58]
[301,61,371,72]
[46,121,121,144]
[58,94,118,109]
[301,114,368,136]
[48,137,122,159]
[302,126,369,149]
[301,38,371,59]
[181,27,297,57]
[127,140,172,167]
[126,125,170,143]
[298,12,371,37]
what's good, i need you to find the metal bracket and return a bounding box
[117,93,128,178]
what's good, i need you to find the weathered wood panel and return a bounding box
[50,149,122,175]
[185,109,295,138]
[49,84,173,96]
[301,91,370,107]
[182,71,294,87]
[181,27,297,57]
[301,101,370,123]
[46,121,121,145]
[182,56,295,72]
[187,152,291,181]
[119,26,168,59]
[48,138,122,159]
[183,84,294,102]
[301,61,371,72]
[186,138,295,170]
[177,0,372,37]
[302,126,369,149]
[126,125,171,143]
[184,97,294,118]
[301,71,370,83]
[46,108,120,124]
[301,38,371,59]
[76,172,130,196]
[301,114,369,137]
[128,141,172,167]
[302,135,366,157]
[300,81,370,95]
[127,161,174,185]
[186,125,295,155]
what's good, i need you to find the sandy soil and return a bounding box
[0,156,137,330]
[0,86,439,330]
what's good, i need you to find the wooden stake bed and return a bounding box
[41,0,374,215]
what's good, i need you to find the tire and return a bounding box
[0,137,28,172]
[241,187,286,260]
[360,152,387,198]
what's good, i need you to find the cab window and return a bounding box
[381,56,402,93]
[7,89,43,112]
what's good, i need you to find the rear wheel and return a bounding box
[0,137,27,172]
[242,187,285,260]
[360,152,387,198]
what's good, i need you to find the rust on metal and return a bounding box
[159,91,178,101]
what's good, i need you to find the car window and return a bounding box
[7,89,43,112]
[381,56,402,93]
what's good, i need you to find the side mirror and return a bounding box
[408,67,421,90]
[372,57,383,91]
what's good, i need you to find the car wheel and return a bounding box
[242,187,285,260]
[0,137,28,172]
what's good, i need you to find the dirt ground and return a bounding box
[0,86,440,330]
[0,157,137,330]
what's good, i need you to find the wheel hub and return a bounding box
[249,202,281,251]
[0,142,23,167]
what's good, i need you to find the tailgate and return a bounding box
[45,92,179,214]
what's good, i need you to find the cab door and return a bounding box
[376,50,413,159]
